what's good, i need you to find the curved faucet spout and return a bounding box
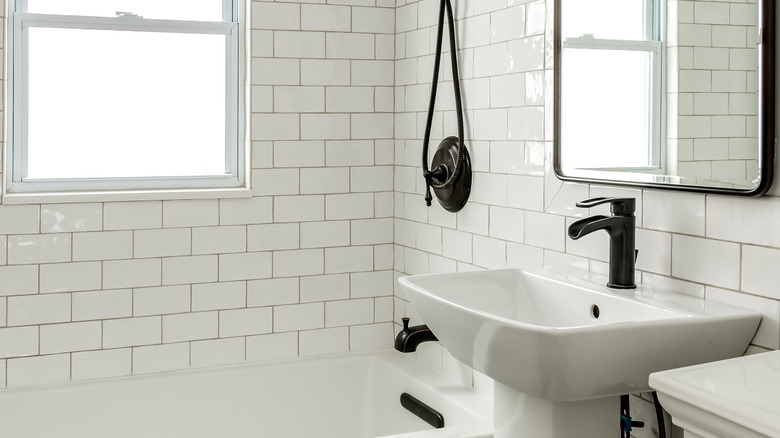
[568,198,637,289]
[568,215,616,240]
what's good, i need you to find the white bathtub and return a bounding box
[0,350,493,438]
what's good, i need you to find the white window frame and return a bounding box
[6,0,246,198]
[561,0,664,173]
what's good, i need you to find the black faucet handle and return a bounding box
[575,197,636,215]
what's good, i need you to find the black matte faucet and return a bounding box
[394,317,438,353]
[568,197,637,289]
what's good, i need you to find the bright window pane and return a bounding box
[560,49,654,169]
[26,0,224,21]
[562,0,647,40]
[26,27,227,179]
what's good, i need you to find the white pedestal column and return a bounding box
[494,382,619,438]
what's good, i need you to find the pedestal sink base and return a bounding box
[494,382,618,438]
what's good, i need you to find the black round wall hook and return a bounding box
[428,136,472,212]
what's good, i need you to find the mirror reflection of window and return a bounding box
[560,0,662,172]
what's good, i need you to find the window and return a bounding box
[8,0,244,194]
[559,0,662,172]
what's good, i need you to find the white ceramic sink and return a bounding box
[399,267,761,402]
[649,350,780,438]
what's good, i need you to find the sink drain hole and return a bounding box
[591,304,600,319]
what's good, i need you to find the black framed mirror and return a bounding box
[554,0,775,195]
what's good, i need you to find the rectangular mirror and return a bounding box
[554,0,775,195]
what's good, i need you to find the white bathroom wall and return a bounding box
[393,0,779,359]
[0,0,398,388]
[393,0,778,436]
[0,1,776,427]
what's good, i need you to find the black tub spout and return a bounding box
[394,317,438,353]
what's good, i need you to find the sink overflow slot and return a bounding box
[591,304,600,319]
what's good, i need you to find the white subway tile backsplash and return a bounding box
[40,321,101,354]
[707,287,780,350]
[351,218,393,245]
[247,223,300,251]
[350,323,393,351]
[274,86,325,113]
[301,59,350,86]
[246,332,299,363]
[275,195,326,223]
[741,245,780,300]
[473,235,507,269]
[163,200,219,228]
[302,4,350,32]
[300,274,349,303]
[8,234,71,265]
[490,5,525,43]
[72,348,131,381]
[415,222,443,255]
[299,327,349,357]
[707,196,780,247]
[219,307,273,337]
[219,252,273,281]
[7,354,70,387]
[325,246,374,273]
[275,31,325,59]
[326,193,374,220]
[457,202,489,235]
[73,231,133,262]
[219,197,273,226]
[104,316,161,348]
[672,235,740,289]
[0,205,40,235]
[327,33,375,59]
[275,302,325,332]
[273,249,325,278]
[275,141,325,168]
[643,190,705,235]
[326,140,375,166]
[247,278,299,307]
[301,221,350,248]
[8,294,70,326]
[252,2,300,30]
[0,326,38,358]
[191,337,245,368]
[72,289,132,322]
[134,228,191,258]
[40,262,101,293]
[103,259,161,289]
[525,212,565,252]
[301,168,350,194]
[41,204,102,233]
[326,298,374,327]
[163,311,218,343]
[489,206,524,243]
[350,271,392,298]
[133,285,191,316]
[132,342,190,375]
[192,282,246,311]
[0,265,38,297]
[192,226,246,255]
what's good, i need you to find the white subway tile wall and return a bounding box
[0,0,397,387]
[393,0,780,371]
[0,2,774,424]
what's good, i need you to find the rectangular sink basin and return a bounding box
[399,267,760,402]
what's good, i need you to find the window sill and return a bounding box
[2,187,253,204]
